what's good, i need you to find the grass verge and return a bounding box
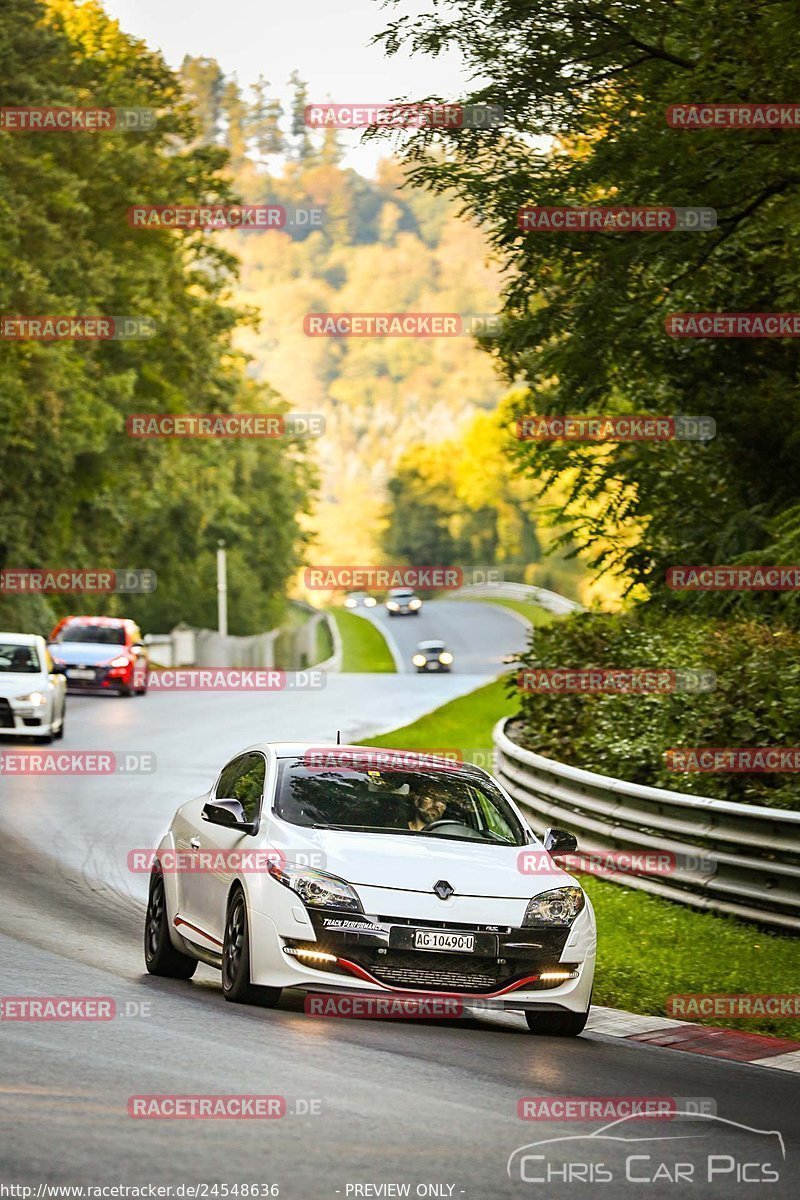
[362,676,800,1038]
[329,608,395,673]
[474,597,560,629]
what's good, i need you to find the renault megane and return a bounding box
[144,744,595,1035]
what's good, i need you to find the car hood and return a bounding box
[268,824,573,899]
[0,672,48,696]
[49,641,126,666]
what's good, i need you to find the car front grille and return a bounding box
[0,698,14,728]
[369,961,500,991]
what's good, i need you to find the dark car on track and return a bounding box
[412,640,454,673]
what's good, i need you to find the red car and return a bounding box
[48,616,149,696]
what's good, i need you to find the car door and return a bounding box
[194,752,267,945]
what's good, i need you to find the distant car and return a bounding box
[412,640,454,673]
[48,615,148,697]
[344,591,377,609]
[386,587,422,616]
[0,633,67,743]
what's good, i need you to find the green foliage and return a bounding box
[513,610,800,807]
[375,0,800,604]
[0,0,312,636]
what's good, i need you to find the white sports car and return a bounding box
[0,632,67,743]
[145,743,596,1035]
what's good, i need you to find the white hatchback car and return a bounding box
[145,744,596,1035]
[0,632,67,743]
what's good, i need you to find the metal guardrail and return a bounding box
[456,581,583,615]
[494,718,800,932]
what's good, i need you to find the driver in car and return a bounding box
[408,792,448,831]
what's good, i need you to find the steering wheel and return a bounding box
[422,819,469,833]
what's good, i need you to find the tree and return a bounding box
[374,0,800,608]
[0,0,312,635]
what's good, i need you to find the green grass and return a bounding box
[361,675,513,758]
[362,673,800,1039]
[329,608,395,673]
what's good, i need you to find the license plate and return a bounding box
[413,930,475,953]
[67,668,95,680]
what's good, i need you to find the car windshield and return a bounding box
[54,625,126,645]
[274,760,526,845]
[0,642,41,673]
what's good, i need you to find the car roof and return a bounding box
[60,615,132,626]
[388,587,415,595]
[0,632,43,645]
[418,640,446,650]
[249,742,483,771]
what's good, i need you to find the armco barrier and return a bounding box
[456,581,583,615]
[494,718,800,931]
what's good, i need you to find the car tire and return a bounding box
[144,868,198,979]
[54,712,65,740]
[118,684,133,697]
[222,887,281,1007]
[524,1008,590,1037]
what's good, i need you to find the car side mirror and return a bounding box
[202,799,255,833]
[543,827,578,857]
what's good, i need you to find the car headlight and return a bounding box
[108,655,130,668]
[412,653,427,667]
[15,691,46,706]
[386,601,399,610]
[268,862,363,912]
[408,598,422,609]
[344,598,357,608]
[523,887,585,926]
[439,651,453,664]
[364,597,377,607]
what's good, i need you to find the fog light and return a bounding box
[284,947,338,964]
[539,969,580,983]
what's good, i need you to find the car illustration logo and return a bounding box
[433,880,455,900]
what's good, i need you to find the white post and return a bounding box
[217,541,228,637]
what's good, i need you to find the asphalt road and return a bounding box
[0,604,797,1197]
[358,599,529,673]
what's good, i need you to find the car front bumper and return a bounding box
[247,902,596,1013]
[0,697,55,735]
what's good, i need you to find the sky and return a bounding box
[102,0,471,174]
